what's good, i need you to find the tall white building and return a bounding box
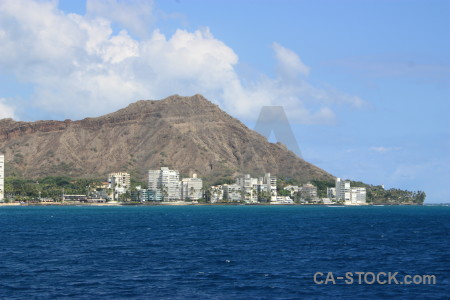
[258,173,277,198]
[335,177,367,205]
[0,153,4,201]
[336,178,351,203]
[236,174,258,202]
[108,172,130,194]
[181,173,203,200]
[148,167,181,201]
[235,173,277,203]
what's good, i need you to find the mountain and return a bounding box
[0,94,334,184]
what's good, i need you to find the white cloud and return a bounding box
[370,146,402,153]
[86,0,154,38]
[272,42,310,78]
[0,0,366,124]
[0,98,16,119]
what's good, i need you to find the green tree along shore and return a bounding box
[2,176,147,203]
[1,176,425,205]
[3,176,101,202]
[310,179,425,205]
[278,178,425,205]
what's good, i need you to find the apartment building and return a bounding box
[148,167,181,201]
[181,173,203,200]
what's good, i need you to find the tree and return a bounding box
[278,189,291,196]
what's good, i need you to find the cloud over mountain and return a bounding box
[0,0,365,124]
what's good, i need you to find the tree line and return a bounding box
[2,176,103,202]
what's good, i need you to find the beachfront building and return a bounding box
[108,172,131,194]
[148,167,181,201]
[284,185,299,196]
[271,196,294,204]
[223,184,242,202]
[181,174,203,200]
[299,183,318,200]
[335,177,367,205]
[235,173,277,203]
[349,187,367,205]
[236,174,258,203]
[132,188,163,202]
[209,185,224,203]
[0,153,4,201]
[336,178,351,203]
[327,187,336,200]
[261,173,277,199]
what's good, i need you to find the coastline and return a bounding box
[0,202,425,207]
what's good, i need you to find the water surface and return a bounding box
[0,206,448,299]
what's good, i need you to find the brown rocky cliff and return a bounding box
[0,94,334,183]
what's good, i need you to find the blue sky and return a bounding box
[0,0,449,202]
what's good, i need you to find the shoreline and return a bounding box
[0,202,426,207]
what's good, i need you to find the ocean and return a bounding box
[0,205,448,299]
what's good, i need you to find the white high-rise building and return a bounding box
[148,167,181,201]
[335,178,367,205]
[181,173,203,200]
[235,173,278,203]
[108,172,131,194]
[0,153,4,201]
[264,173,277,198]
[236,174,258,202]
[336,178,351,203]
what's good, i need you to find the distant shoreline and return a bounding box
[0,202,430,207]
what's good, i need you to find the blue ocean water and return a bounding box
[0,205,448,299]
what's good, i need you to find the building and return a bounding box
[336,178,351,203]
[284,185,299,196]
[132,188,163,202]
[148,167,181,201]
[236,174,258,203]
[223,184,242,202]
[327,187,336,200]
[235,173,277,203]
[261,173,277,198]
[181,174,203,200]
[271,196,294,204]
[209,185,224,203]
[350,187,367,205]
[148,189,163,201]
[0,153,4,201]
[335,178,366,205]
[300,183,317,200]
[62,195,88,202]
[108,172,131,195]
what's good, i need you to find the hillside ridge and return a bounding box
[0,94,334,184]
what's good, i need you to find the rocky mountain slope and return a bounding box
[0,94,334,184]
